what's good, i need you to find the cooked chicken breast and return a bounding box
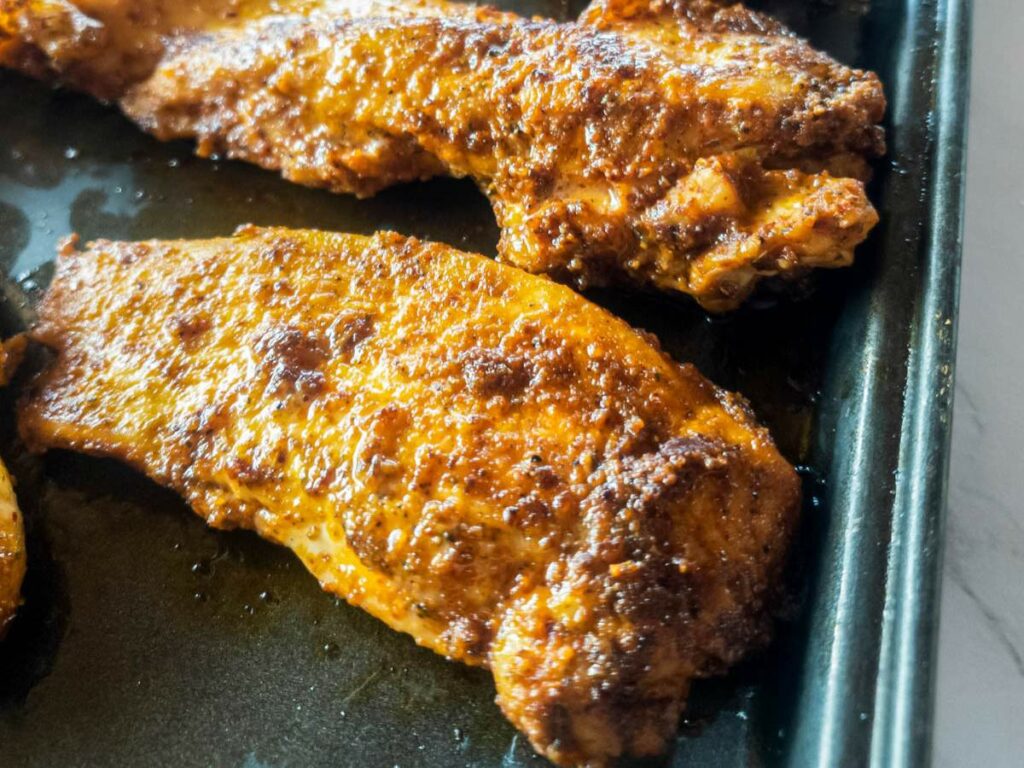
[0,0,884,310]
[19,227,800,765]
[0,336,26,636]
[0,460,23,637]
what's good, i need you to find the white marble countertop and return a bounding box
[933,2,1024,766]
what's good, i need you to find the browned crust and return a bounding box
[0,335,25,635]
[1,0,884,310]
[19,227,800,765]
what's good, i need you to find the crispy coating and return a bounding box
[0,0,884,310]
[0,459,23,637]
[19,227,800,765]
[0,462,22,638]
[0,336,26,636]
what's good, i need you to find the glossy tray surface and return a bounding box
[0,1,970,766]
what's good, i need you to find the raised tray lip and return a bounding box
[784,1,972,766]
[871,0,972,764]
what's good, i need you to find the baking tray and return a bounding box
[0,0,970,765]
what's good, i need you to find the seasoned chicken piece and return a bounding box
[0,336,26,636]
[19,227,800,765]
[0,0,884,310]
[0,460,24,637]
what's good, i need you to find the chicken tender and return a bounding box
[0,0,884,310]
[19,227,800,765]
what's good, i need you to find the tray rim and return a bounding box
[870,0,972,764]
[784,1,973,766]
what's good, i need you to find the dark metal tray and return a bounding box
[0,1,970,766]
